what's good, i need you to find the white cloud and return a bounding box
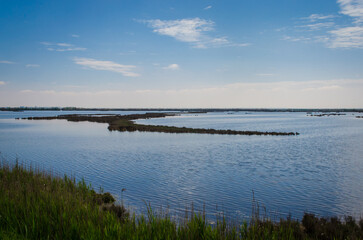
[282,35,311,42]
[302,14,336,22]
[41,42,86,51]
[163,64,180,70]
[329,26,363,48]
[6,79,363,108]
[73,57,139,77]
[292,13,336,33]
[328,0,363,48]
[0,81,5,85]
[57,43,72,47]
[204,5,212,10]
[0,60,15,64]
[145,18,213,43]
[301,22,335,31]
[71,34,80,38]
[53,47,87,52]
[338,0,363,23]
[142,18,249,48]
[41,42,72,47]
[283,1,363,49]
[26,64,40,68]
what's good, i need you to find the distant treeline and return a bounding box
[1,107,363,112]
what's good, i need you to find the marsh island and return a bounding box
[21,112,299,136]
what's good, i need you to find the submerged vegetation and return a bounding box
[21,112,299,136]
[1,161,363,239]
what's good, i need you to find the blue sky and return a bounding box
[0,0,363,108]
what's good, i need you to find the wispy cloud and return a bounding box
[26,64,40,68]
[284,1,363,49]
[329,0,363,48]
[57,43,72,47]
[41,42,86,51]
[0,81,5,85]
[0,60,15,64]
[71,34,80,38]
[49,47,86,52]
[73,57,139,77]
[301,22,335,31]
[338,0,363,23]
[204,5,212,10]
[294,13,336,32]
[282,35,311,42]
[163,64,180,70]
[302,14,336,22]
[329,26,363,48]
[141,18,249,48]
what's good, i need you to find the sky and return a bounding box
[0,0,363,108]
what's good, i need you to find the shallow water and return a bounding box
[0,111,362,220]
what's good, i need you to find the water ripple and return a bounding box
[0,111,362,219]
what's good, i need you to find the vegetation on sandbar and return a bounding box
[21,113,299,136]
[307,113,346,117]
[1,161,362,239]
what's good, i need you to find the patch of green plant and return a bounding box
[1,161,362,239]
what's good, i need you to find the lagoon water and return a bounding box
[0,111,362,220]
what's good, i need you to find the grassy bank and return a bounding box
[22,113,299,136]
[1,162,362,239]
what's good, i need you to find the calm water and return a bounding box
[0,111,362,220]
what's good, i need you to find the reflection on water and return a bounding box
[0,111,362,220]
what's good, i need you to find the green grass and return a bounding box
[1,161,362,239]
